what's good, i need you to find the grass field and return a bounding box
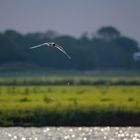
[0,75,140,85]
[0,85,140,126]
[0,70,140,126]
[0,85,140,110]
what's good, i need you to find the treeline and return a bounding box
[0,26,140,70]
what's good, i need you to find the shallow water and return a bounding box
[0,127,140,140]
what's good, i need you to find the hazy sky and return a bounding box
[0,0,140,42]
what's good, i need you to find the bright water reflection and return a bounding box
[0,127,140,140]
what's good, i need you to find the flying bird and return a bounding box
[30,42,71,59]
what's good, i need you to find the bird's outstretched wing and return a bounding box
[30,42,71,59]
[55,44,71,59]
[30,43,48,49]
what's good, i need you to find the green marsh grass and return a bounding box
[0,85,140,126]
[0,74,140,85]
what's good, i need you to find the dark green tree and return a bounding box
[0,34,25,63]
[97,26,121,40]
[0,27,140,70]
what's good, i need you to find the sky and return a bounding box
[0,0,140,42]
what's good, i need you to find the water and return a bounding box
[0,127,140,140]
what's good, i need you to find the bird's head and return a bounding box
[52,42,56,46]
[48,42,56,47]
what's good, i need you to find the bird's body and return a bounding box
[30,42,71,59]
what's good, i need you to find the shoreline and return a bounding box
[0,108,140,127]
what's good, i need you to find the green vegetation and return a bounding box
[0,85,140,126]
[0,26,140,70]
[0,72,140,85]
[1,25,140,126]
[0,72,139,126]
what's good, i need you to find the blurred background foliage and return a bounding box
[0,26,140,71]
